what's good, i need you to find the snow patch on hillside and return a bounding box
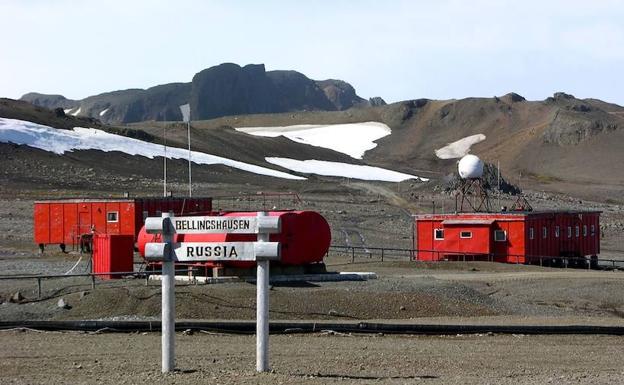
[99,108,109,117]
[0,118,428,183]
[265,158,428,182]
[435,134,486,159]
[0,118,305,180]
[69,107,81,116]
[236,122,391,159]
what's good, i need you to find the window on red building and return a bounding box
[106,212,118,222]
[460,231,472,239]
[434,229,444,240]
[542,227,547,238]
[529,227,534,240]
[555,226,560,238]
[494,230,506,242]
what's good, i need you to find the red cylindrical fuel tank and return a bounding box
[137,211,331,266]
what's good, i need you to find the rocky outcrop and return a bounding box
[316,79,366,110]
[22,63,367,124]
[368,96,387,106]
[21,93,78,110]
[543,92,621,145]
[190,64,354,120]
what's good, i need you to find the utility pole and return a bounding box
[163,126,167,197]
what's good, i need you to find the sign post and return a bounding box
[256,211,270,372]
[145,212,176,373]
[161,212,175,373]
[144,212,281,373]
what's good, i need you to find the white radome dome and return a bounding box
[458,154,484,179]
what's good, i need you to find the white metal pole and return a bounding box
[497,160,501,210]
[256,211,270,372]
[187,120,192,197]
[161,212,175,373]
[163,127,167,197]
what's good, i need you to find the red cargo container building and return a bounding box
[414,211,600,265]
[34,197,212,252]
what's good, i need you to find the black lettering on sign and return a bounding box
[185,245,240,259]
[174,218,252,231]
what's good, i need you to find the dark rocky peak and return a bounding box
[267,71,335,111]
[20,92,78,109]
[190,63,274,120]
[544,92,594,113]
[553,92,575,100]
[315,79,366,110]
[19,62,368,123]
[368,97,386,106]
[499,92,526,103]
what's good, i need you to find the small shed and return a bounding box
[92,234,135,279]
[414,211,600,265]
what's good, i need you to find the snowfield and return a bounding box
[435,134,486,159]
[235,122,391,159]
[0,118,304,180]
[265,158,428,182]
[0,118,428,182]
[99,108,109,117]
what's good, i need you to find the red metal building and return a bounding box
[34,197,212,251]
[414,211,600,265]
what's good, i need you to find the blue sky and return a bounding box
[1,0,622,105]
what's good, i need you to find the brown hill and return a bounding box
[2,92,623,202]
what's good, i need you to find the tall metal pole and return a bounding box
[256,211,270,372]
[163,126,167,197]
[497,160,501,210]
[187,120,192,197]
[161,212,175,372]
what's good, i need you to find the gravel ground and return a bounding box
[1,185,624,383]
[1,330,623,385]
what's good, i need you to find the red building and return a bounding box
[34,197,212,252]
[414,211,600,265]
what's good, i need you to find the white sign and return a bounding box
[168,216,280,234]
[146,241,280,262]
[179,103,190,123]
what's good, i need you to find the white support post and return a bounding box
[161,212,175,373]
[256,211,270,372]
[187,120,192,197]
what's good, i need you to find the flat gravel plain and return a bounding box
[1,330,623,385]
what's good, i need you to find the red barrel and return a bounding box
[137,211,331,266]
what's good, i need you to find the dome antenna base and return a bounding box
[455,178,492,213]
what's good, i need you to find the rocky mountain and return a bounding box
[139,91,622,201]
[7,85,624,202]
[360,92,624,201]
[21,93,78,110]
[20,63,371,124]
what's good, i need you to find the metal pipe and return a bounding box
[3,320,624,336]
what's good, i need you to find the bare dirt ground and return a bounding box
[1,165,624,384]
[1,330,623,385]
